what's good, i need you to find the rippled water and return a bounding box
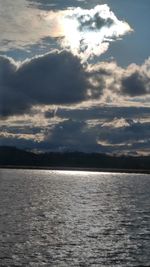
[0,169,150,266]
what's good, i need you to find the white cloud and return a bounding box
[60,4,133,60]
[0,1,132,61]
[101,118,131,128]
[0,131,43,142]
[88,57,150,106]
[0,0,61,51]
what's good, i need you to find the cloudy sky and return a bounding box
[0,0,150,155]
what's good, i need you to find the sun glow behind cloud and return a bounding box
[59,5,133,60]
[0,2,132,61]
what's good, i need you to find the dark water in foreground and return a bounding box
[0,169,150,267]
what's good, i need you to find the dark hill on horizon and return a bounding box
[0,146,150,173]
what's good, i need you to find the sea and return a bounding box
[0,169,150,267]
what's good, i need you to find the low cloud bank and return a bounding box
[0,52,150,118]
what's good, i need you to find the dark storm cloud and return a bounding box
[121,71,150,96]
[0,51,93,117]
[0,56,30,116]
[89,58,150,100]
[0,134,39,150]
[98,121,150,146]
[42,119,100,152]
[1,105,150,155]
[96,119,150,155]
[15,51,87,103]
[42,106,150,154]
[1,51,150,118]
[1,114,150,155]
[0,119,99,152]
[36,118,150,154]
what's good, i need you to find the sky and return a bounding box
[0,0,150,155]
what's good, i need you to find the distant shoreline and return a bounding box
[1,147,150,175]
[1,165,150,174]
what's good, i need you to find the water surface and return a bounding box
[0,169,150,266]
